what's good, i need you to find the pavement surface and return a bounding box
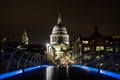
[3,66,118,80]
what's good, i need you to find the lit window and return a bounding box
[92,40,95,42]
[110,42,113,44]
[84,47,90,51]
[96,56,100,59]
[112,36,120,39]
[82,40,89,44]
[96,46,104,51]
[106,47,113,52]
[1,38,6,43]
[105,40,108,43]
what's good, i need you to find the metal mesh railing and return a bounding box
[0,44,53,73]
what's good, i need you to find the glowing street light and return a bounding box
[46,43,50,58]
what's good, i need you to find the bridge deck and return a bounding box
[3,66,118,80]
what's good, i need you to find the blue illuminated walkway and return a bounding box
[0,64,119,80]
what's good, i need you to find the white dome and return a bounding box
[52,24,67,34]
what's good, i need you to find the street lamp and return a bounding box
[46,43,50,57]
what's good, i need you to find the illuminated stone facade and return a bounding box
[50,14,69,45]
[47,14,71,64]
[22,29,29,45]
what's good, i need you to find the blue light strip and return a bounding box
[24,64,50,72]
[24,65,41,72]
[74,64,120,80]
[0,64,50,80]
[74,64,98,72]
[0,69,23,80]
[100,69,120,80]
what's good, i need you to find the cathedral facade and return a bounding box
[46,14,73,64]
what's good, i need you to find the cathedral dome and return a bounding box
[52,24,67,34]
[50,14,69,45]
[52,14,67,34]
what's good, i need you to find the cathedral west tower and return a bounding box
[22,29,29,45]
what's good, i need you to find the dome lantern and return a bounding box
[52,14,67,34]
[57,13,61,24]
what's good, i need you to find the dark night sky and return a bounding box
[0,0,120,44]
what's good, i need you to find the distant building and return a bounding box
[46,14,75,64]
[0,33,7,53]
[80,26,120,54]
[22,29,29,45]
[0,33,7,44]
[27,44,46,55]
[69,26,120,65]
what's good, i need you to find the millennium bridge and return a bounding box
[0,44,120,80]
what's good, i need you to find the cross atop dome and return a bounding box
[57,13,62,24]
